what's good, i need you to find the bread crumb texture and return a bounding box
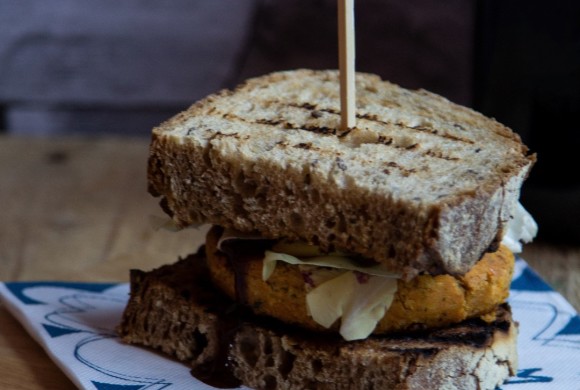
[148,69,535,275]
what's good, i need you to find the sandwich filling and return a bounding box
[206,203,536,341]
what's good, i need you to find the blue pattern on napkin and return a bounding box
[43,323,83,338]
[5,281,116,305]
[0,282,182,390]
[557,315,580,336]
[92,381,146,390]
[504,368,554,385]
[510,267,553,292]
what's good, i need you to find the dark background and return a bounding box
[0,0,578,244]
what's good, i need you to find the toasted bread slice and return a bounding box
[117,250,518,390]
[148,69,534,276]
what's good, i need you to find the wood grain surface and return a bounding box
[0,135,578,389]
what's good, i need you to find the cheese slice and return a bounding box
[263,251,400,281]
[263,251,399,340]
[306,270,398,340]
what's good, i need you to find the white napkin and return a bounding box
[1,259,578,390]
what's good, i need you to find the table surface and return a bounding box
[1,135,579,389]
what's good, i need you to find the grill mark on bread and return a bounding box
[294,142,313,150]
[414,127,475,145]
[207,101,475,147]
[358,113,475,145]
[424,150,461,161]
[253,117,349,137]
[201,111,462,162]
[377,135,393,145]
[211,109,474,165]
[289,103,476,146]
[383,161,417,177]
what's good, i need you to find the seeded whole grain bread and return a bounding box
[148,69,535,277]
[117,249,518,390]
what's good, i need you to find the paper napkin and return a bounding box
[1,259,578,389]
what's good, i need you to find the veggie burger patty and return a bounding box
[205,225,514,336]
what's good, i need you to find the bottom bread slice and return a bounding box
[117,249,518,390]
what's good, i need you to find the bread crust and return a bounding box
[148,69,534,276]
[117,250,518,390]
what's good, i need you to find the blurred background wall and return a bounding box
[0,0,474,135]
[0,0,258,135]
[0,0,578,243]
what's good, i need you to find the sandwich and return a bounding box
[117,69,537,389]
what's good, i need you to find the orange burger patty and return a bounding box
[205,226,515,335]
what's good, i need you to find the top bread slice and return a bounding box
[148,69,534,277]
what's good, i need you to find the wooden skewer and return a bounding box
[338,0,356,131]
